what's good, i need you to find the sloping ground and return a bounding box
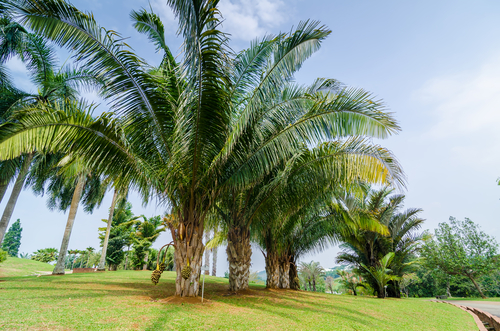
[0,257,54,278]
[0,260,476,330]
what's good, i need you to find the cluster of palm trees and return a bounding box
[0,0,409,297]
[336,186,425,298]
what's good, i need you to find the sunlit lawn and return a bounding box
[0,258,476,330]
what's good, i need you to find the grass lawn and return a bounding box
[0,258,477,330]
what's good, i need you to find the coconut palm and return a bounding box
[0,0,403,297]
[0,14,99,243]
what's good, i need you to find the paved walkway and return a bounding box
[445,300,500,317]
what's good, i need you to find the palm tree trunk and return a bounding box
[289,259,300,290]
[265,250,280,289]
[0,153,33,244]
[226,225,251,292]
[124,246,130,270]
[204,230,210,275]
[172,222,204,297]
[98,189,118,271]
[279,256,290,289]
[53,176,86,275]
[212,245,217,276]
[142,251,149,270]
[0,183,8,204]
[313,278,317,292]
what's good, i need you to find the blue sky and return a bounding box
[3,0,500,274]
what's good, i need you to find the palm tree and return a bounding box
[299,261,325,292]
[0,13,99,243]
[360,252,398,299]
[126,215,165,270]
[336,186,424,298]
[1,0,403,296]
[43,155,106,274]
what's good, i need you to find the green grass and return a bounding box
[0,258,477,330]
[0,257,55,277]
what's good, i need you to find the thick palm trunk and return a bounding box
[53,176,86,275]
[279,256,290,289]
[0,153,33,244]
[227,225,251,292]
[265,250,280,289]
[172,223,204,297]
[204,230,210,275]
[98,189,118,271]
[289,259,300,290]
[212,245,217,276]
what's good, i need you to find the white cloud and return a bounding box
[415,53,500,166]
[150,0,178,34]
[218,0,287,41]
[417,54,500,139]
[149,0,287,41]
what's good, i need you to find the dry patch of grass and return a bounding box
[0,258,477,330]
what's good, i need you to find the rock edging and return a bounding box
[433,300,497,331]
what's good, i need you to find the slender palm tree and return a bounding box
[1,0,402,296]
[0,14,99,243]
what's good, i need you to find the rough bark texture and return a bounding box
[204,230,210,275]
[173,224,204,297]
[212,245,217,276]
[265,250,280,289]
[98,189,118,271]
[0,154,32,244]
[227,226,251,292]
[289,260,300,290]
[279,256,290,289]
[53,176,86,275]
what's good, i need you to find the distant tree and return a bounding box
[421,217,499,299]
[1,219,22,256]
[299,261,325,292]
[325,276,335,294]
[337,270,365,296]
[19,252,30,259]
[31,248,58,263]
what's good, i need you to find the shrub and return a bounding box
[0,249,7,263]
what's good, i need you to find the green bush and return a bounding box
[0,249,7,263]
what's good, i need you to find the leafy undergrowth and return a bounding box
[0,259,476,330]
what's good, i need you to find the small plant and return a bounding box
[0,249,7,263]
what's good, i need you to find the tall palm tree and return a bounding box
[1,0,402,296]
[0,13,99,243]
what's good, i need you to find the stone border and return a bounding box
[433,300,491,331]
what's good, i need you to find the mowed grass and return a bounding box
[0,259,476,330]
